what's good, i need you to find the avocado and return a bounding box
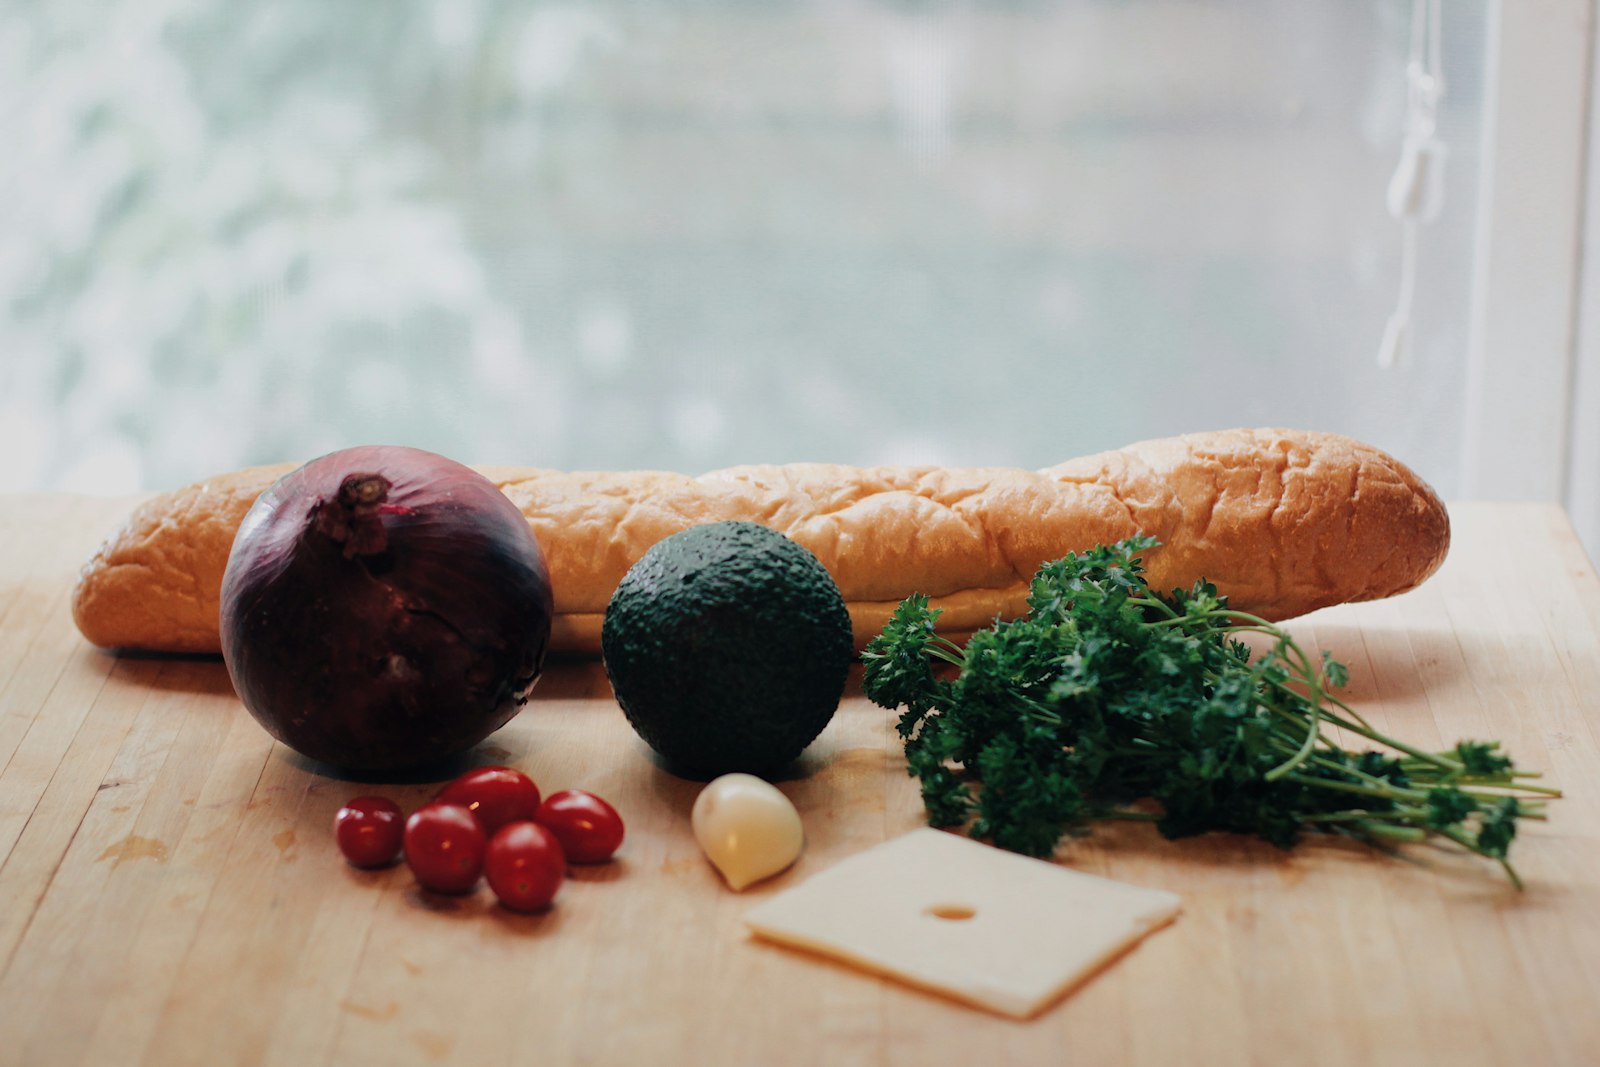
[601,521,854,777]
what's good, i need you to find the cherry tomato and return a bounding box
[534,789,625,864]
[484,821,566,912]
[333,795,404,868]
[435,766,541,835]
[403,801,487,894]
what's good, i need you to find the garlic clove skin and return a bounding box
[691,773,805,891]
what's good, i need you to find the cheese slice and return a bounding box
[742,828,1181,1019]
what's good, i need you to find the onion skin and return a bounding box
[219,445,554,772]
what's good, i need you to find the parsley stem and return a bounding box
[1467,781,1563,797]
[1433,826,1526,889]
[1019,697,1061,726]
[1300,691,1380,738]
[1264,669,1323,781]
[1302,754,1427,797]
[1101,809,1163,822]
[1309,712,1461,773]
[1131,592,1181,621]
[1501,859,1525,890]
[1281,773,1413,803]
[1307,808,1424,823]
[1427,772,1563,794]
[1356,823,1428,842]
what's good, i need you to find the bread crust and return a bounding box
[70,429,1449,655]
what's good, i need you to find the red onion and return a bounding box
[219,445,553,772]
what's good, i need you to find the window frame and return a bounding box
[1463,0,1597,559]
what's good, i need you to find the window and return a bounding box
[4,1,1593,558]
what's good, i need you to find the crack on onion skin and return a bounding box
[400,604,546,705]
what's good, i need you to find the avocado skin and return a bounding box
[601,521,854,777]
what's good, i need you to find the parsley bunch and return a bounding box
[862,536,1559,886]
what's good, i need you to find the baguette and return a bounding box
[71,428,1449,656]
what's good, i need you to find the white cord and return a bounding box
[1379,0,1445,369]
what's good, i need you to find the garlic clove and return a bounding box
[691,773,805,891]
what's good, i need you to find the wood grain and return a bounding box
[0,496,1596,1067]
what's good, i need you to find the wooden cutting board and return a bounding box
[0,496,1596,1067]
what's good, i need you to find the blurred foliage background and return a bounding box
[2,1,1485,493]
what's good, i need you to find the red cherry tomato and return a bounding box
[484,821,566,912]
[403,802,487,894]
[334,795,404,868]
[534,789,625,864]
[435,766,541,835]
